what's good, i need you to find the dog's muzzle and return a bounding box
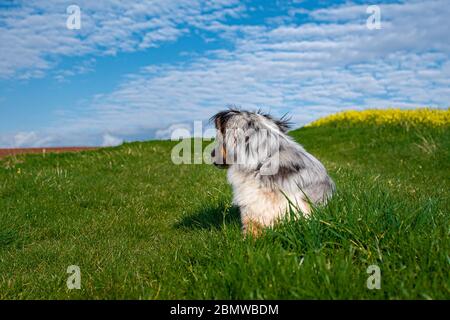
[211,148,229,169]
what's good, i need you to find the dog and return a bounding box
[211,109,335,236]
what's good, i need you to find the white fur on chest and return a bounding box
[227,168,310,226]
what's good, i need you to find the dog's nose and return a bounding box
[211,148,218,166]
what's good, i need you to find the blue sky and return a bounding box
[0,0,449,147]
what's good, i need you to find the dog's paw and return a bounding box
[242,218,264,238]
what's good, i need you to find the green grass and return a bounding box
[0,123,449,299]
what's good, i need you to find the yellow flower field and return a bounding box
[308,108,450,128]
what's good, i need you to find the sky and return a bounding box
[0,0,449,147]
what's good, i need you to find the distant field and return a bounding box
[0,109,449,299]
[0,147,97,158]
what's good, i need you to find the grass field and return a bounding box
[0,111,449,299]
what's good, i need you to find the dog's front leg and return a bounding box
[242,216,264,238]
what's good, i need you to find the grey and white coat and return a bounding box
[211,109,335,235]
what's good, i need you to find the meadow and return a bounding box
[0,109,449,299]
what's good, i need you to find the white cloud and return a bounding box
[155,122,216,140]
[102,133,123,147]
[0,131,56,148]
[1,0,449,147]
[0,0,244,79]
[155,123,193,140]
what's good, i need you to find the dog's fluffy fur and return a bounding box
[211,109,335,236]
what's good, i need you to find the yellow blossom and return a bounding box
[307,108,450,128]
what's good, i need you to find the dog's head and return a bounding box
[210,109,291,171]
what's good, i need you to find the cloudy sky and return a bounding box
[0,0,449,147]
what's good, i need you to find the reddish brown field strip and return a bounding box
[0,147,98,158]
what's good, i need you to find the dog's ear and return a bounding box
[274,114,291,133]
[210,109,240,132]
[258,111,292,133]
